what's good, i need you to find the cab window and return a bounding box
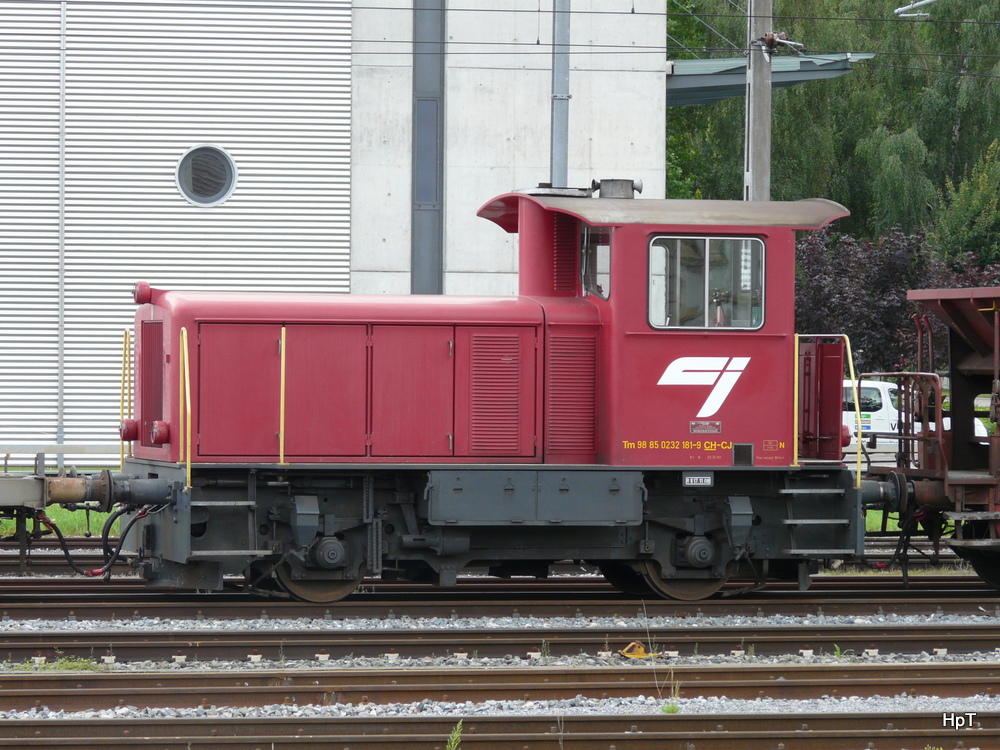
[582,225,611,299]
[648,236,764,328]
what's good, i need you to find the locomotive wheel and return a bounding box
[275,562,367,603]
[965,550,1000,590]
[638,560,731,601]
[598,562,655,596]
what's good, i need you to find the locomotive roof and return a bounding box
[478,193,849,233]
[139,288,571,326]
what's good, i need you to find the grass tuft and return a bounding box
[1,505,119,538]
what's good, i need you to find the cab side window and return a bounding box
[582,225,611,299]
[648,236,764,328]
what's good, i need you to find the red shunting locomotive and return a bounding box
[103,180,874,601]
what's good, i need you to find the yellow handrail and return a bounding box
[794,334,861,489]
[279,326,287,464]
[843,336,861,489]
[793,335,800,467]
[119,329,132,470]
[178,329,186,464]
[179,327,192,490]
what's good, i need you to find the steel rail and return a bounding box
[4,623,1000,663]
[0,713,996,748]
[0,572,984,594]
[0,585,995,622]
[2,662,1000,712]
[0,552,960,575]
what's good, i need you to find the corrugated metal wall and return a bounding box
[0,0,351,466]
[1,2,64,456]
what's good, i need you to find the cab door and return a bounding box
[607,227,796,468]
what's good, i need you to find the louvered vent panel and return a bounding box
[552,213,578,294]
[139,321,163,448]
[546,335,597,453]
[470,333,522,453]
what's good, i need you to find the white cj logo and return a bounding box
[657,357,750,418]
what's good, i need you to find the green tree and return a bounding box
[666,0,1000,255]
[928,140,1000,263]
[665,0,744,199]
[915,0,1000,188]
[855,127,936,234]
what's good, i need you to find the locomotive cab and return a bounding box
[479,183,849,467]
[478,184,859,598]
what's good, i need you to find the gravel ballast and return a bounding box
[1,609,999,721]
[2,692,999,720]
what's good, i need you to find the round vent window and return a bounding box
[176,145,237,206]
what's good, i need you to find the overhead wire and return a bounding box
[682,10,1000,28]
[2,40,993,82]
[8,0,670,16]
[857,59,1000,80]
[666,33,704,59]
[3,42,669,58]
[663,3,1000,81]
[2,3,994,28]
[3,4,995,75]
[668,0,742,52]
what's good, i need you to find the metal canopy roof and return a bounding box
[478,193,849,233]
[666,54,875,107]
[909,287,1000,362]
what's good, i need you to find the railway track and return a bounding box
[0,576,994,622]
[0,572,983,593]
[1,560,996,750]
[3,662,1000,711]
[3,622,1000,662]
[0,713,995,749]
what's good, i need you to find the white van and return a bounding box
[842,379,987,450]
[842,380,900,450]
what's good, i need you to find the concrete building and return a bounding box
[0,0,666,464]
[351,0,667,295]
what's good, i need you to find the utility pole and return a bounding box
[550,0,570,188]
[743,0,772,201]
